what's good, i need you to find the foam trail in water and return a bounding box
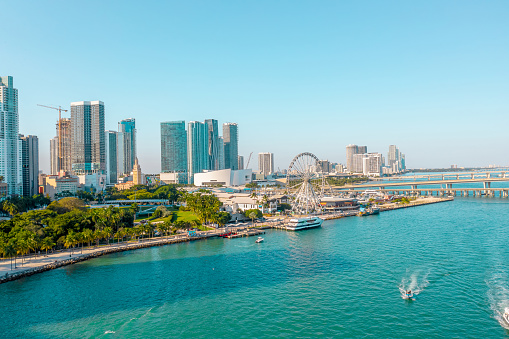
[486,269,509,329]
[399,270,430,298]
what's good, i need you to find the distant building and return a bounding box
[77,173,106,193]
[70,101,105,174]
[118,118,136,174]
[258,152,274,176]
[105,130,117,185]
[42,173,80,199]
[205,119,220,170]
[218,136,225,169]
[353,153,383,176]
[160,121,187,179]
[187,121,208,184]
[387,145,405,173]
[20,135,39,197]
[194,168,252,187]
[346,144,367,173]
[114,157,143,190]
[238,155,244,170]
[0,76,22,196]
[317,160,333,173]
[50,136,59,175]
[223,123,238,170]
[160,172,187,185]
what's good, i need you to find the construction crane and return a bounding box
[37,104,68,173]
[246,152,253,168]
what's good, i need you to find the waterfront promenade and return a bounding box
[0,196,451,284]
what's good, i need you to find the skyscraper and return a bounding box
[223,123,238,170]
[118,118,136,174]
[50,137,59,175]
[0,76,22,195]
[187,121,208,184]
[388,145,405,173]
[205,119,219,170]
[54,118,72,173]
[70,101,105,174]
[258,152,274,176]
[345,144,358,173]
[160,121,187,175]
[20,135,39,196]
[218,136,225,170]
[238,155,244,170]
[105,130,117,184]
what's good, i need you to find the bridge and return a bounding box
[370,170,508,181]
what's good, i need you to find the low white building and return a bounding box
[194,169,252,187]
[160,172,187,184]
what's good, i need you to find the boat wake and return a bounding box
[399,270,430,299]
[486,271,509,329]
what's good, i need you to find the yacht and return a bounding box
[286,216,323,231]
[255,237,264,243]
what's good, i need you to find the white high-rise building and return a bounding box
[258,152,274,176]
[0,76,22,196]
[353,153,383,176]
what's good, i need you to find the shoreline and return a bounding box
[0,196,452,285]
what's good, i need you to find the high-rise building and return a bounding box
[388,145,405,173]
[205,119,219,170]
[218,136,225,170]
[187,121,208,184]
[20,135,39,197]
[346,144,368,172]
[160,121,187,176]
[50,137,59,175]
[353,153,382,176]
[70,101,105,174]
[345,144,358,173]
[53,118,72,173]
[258,152,274,176]
[132,157,142,185]
[0,76,22,196]
[238,155,244,170]
[118,118,136,174]
[223,123,238,170]
[317,160,332,173]
[105,130,117,184]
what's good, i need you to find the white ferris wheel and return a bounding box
[286,152,330,214]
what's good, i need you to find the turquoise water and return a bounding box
[1,198,509,338]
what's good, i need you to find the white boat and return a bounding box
[255,237,264,243]
[503,308,509,324]
[286,216,323,231]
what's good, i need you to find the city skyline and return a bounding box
[2,1,509,173]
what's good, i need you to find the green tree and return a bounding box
[40,237,55,255]
[64,231,77,256]
[4,242,17,270]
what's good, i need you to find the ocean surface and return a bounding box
[1,197,509,338]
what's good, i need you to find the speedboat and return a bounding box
[503,308,509,324]
[286,216,323,231]
[255,237,264,243]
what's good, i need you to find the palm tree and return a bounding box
[93,229,103,247]
[40,237,55,255]
[16,240,29,265]
[27,235,39,259]
[64,231,76,256]
[249,211,258,227]
[104,227,114,245]
[82,229,94,247]
[75,232,84,254]
[4,243,17,270]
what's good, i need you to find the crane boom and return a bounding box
[246,152,253,168]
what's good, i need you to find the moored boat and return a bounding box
[358,207,380,217]
[286,216,323,231]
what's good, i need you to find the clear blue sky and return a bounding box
[2,0,508,173]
